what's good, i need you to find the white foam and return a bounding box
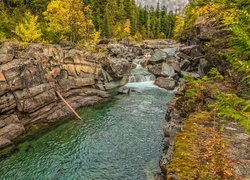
[126,81,160,90]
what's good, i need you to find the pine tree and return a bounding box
[0,0,178,42]
[146,13,151,38]
[103,9,111,38]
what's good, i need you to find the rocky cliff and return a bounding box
[160,5,250,179]
[136,0,189,11]
[0,42,132,150]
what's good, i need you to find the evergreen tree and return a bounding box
[0,0,178,42]
[103,8,111,38]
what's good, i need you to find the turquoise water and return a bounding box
[0,83,173,180]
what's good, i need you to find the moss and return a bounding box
[167,112,235,179]
[0,146,15,161]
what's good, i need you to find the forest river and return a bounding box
[0,61,174,180]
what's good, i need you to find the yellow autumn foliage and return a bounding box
[43,0,87,42]
[14,12,42,43]
[192,3,225,18]
[114,19,131,39]
[174,15,184,40]
[124,19,131,37]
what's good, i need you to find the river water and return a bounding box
[0,64,173,180]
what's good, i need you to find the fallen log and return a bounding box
[55,91,82,120]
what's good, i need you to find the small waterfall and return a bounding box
[128,59,155,83]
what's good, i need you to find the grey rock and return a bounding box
[148,64,162,77]
[118,86,130,94]
[106,57,131,78]
[148,50,167,65]
[155,77,176,90]
[16,88,58,113]
[0,81,10,96]
[166,57,181,73]
[161,63,176,77]
[162,47,179,57]
[181,71,201,79]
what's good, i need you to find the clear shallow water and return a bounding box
[0,84,173,180]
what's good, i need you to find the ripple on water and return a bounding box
[0,86,173,180]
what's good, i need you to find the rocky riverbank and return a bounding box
[159,7,250,179]
[0,39,184,154]
[158,44,207,178]
[0,42,135,151]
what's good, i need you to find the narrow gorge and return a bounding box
[0,40,182,179]
[0,0,249,179]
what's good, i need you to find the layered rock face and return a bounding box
[181,16,232,75]
[0,42,131,149]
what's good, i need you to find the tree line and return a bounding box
[0,0,177,44]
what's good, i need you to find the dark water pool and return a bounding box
[0,83,173,180]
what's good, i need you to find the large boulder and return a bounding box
[155,77,176,90]
[148,64,162,77]
[148,50,167,65]
[102,57,130,79]
[161,63,176,77]
[166,57,181,73]
[162,47,179,57]
[107,43,138,60]
[108,44,128,57]
[180,45,204,57]
[118,86,130,94]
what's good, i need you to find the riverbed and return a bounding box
[0,81,173,180]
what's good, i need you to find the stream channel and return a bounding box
[0,60,174,180]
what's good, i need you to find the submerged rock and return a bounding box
[118,86,130,95]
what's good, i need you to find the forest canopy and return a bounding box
[0,0,177,44]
